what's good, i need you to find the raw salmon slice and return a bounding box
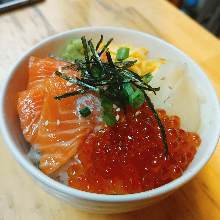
[17,57,103,175]
[17,85,45,143]
[28,57,79,88]
[18,57,70,143]
[33,77,103,174]
[28,57,65,88]
[17,76,78,144]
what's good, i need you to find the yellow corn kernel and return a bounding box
[140,60,150,74]
[129,65,141,75]
[130,51,142,59]
[131,48,148,60]
[144,61,159,74]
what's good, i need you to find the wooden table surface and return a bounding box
[1,0,220,219]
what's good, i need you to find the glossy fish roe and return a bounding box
[67,103,201,194]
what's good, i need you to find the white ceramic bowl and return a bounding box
[1,27,220,214]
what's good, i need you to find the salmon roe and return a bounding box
[67,103,201,194]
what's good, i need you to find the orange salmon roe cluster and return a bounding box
[67,103,201,194]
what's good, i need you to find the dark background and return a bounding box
[168,0,220,37]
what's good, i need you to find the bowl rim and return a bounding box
[1,26,220,203]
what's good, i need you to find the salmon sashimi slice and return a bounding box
[18,56,104,175]
[17,85,45,143]
[33,77,103,174]
[17,75,77,144]
[18,57,73,143]
[28,57,79,88]
[28,57,66,88]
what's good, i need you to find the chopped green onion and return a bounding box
[102,112,117,126]
[123,83,137,106]
[123,83,145,108]
[130,88,145,109]
[116,47,130,60]
[101,96,113,113]
[123,83,134,98]
[142,73,153,84]
[79,107,91,117]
